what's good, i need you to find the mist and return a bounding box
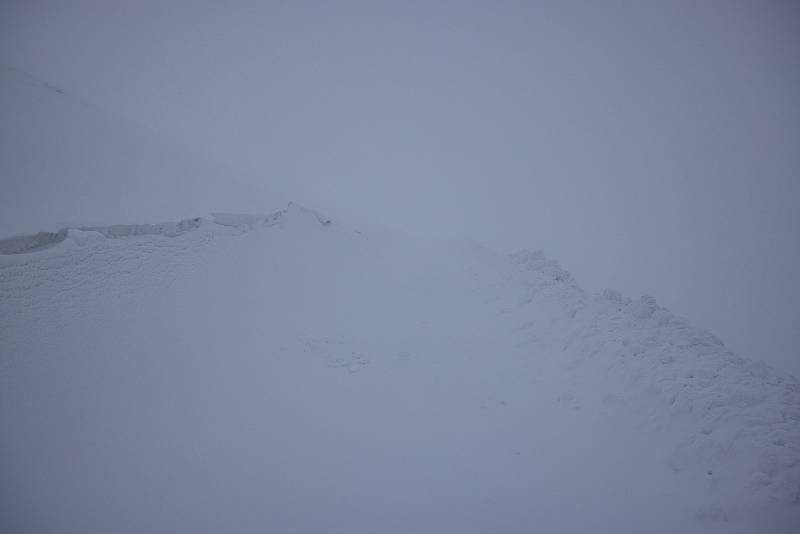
[2,2,798,371]
[3,3,800,533]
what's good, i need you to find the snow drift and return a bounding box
[1,204,798,534]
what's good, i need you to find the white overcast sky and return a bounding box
[1,0,798,374]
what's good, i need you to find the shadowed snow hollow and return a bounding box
[1,205,798,534]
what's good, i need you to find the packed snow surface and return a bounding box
[1,204,798,533]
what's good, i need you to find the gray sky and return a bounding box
[1,0,798,374]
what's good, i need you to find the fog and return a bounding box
[1,0,798,374]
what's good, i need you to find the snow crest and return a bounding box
[0,202,331,256]
[493,249,800,508]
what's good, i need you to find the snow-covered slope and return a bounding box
[1,204,798,533]
[0,65,286,237]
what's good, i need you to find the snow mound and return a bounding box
[490,249,800,509]
[510,249,576,286]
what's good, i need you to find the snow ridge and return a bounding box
[493,249,800,509]
[0,202,331,255]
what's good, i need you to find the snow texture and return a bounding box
[1,204,798,533]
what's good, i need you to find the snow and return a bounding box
[1,204,798,533]
[0,65,286,238]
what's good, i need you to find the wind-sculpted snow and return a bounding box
[212,203,331,229]
[0,207,797,533]
[81,217,204,239]
[489,250,800,512]
[0,217,204,255]
[0,229,69,254]
[0,202,332,256]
